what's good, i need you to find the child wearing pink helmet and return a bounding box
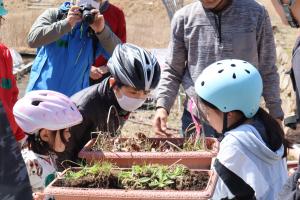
[13,90,83,198]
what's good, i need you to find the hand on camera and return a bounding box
[89,9,105,33]
[67,6,82,28]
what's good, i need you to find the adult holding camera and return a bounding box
[26,0,121,97]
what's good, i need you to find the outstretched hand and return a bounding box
[153,108,173,137]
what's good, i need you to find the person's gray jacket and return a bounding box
[156,0,284,119]
[0,101,32,200]
[27,8,120,54]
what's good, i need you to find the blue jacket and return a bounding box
[26,2,110,96]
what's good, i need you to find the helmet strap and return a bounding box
[278,0,299,28]
[222,112,228,134]
[220,113,247,140]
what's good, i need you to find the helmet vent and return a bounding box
[231,64,236,67]
[232,73,236,79]
[32,101,42,106]
[201,81,205,86]
[147,69,151,81]
[217,63,222,65]
[218,69,224,73]
[144,52,150,65]
[245,69,250,74]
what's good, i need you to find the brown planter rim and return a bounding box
[44,167,218,200]
[79,137,219,160]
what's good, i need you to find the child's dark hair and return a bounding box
[26,129,67,155]
[254,108,291,157]
[200,98,291,157]
[27,133,52,155]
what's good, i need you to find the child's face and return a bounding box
[40,129,71,152]
[201,103,224,133]
[115,85,150,100]
[52,129,71,152]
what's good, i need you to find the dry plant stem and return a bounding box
[60,160,82,170]
[157,140,168,151]
[94,132,103,145]
[186,123,207,151]
[185,123,196,135]
[166,141,183,152]
[201,132,207,151]
[168,159,183,169]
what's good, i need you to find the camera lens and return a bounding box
[82,10,94,24]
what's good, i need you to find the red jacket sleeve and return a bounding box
[0,44,25,141]
[94,3,127,67]
[115,8,126,43]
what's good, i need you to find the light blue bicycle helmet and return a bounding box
[195,59,263,118]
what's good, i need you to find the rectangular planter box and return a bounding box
[78,137,219,169]
[43,167,218,200]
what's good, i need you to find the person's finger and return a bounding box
[155,131,168,137]
[69,5,80,11]
[154,117,169,137]
[91,9,100,15]
[153,116,162,133]
[160,117,167,132]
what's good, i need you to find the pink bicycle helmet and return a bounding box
[13,90,83,133]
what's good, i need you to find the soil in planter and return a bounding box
[54,163,209,191]
[91,132,208,153]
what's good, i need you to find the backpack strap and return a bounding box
[214,159,256,200]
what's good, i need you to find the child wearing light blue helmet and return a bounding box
[195,59,290,199]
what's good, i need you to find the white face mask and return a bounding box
[115,90,146,112]
[76,0,100,9]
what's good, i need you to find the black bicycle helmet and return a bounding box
[107,43,161,91]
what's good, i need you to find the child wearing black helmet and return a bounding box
[56,43,161,168]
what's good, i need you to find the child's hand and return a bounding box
[33,192,43,200]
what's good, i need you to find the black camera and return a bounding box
[79,4,95,25]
